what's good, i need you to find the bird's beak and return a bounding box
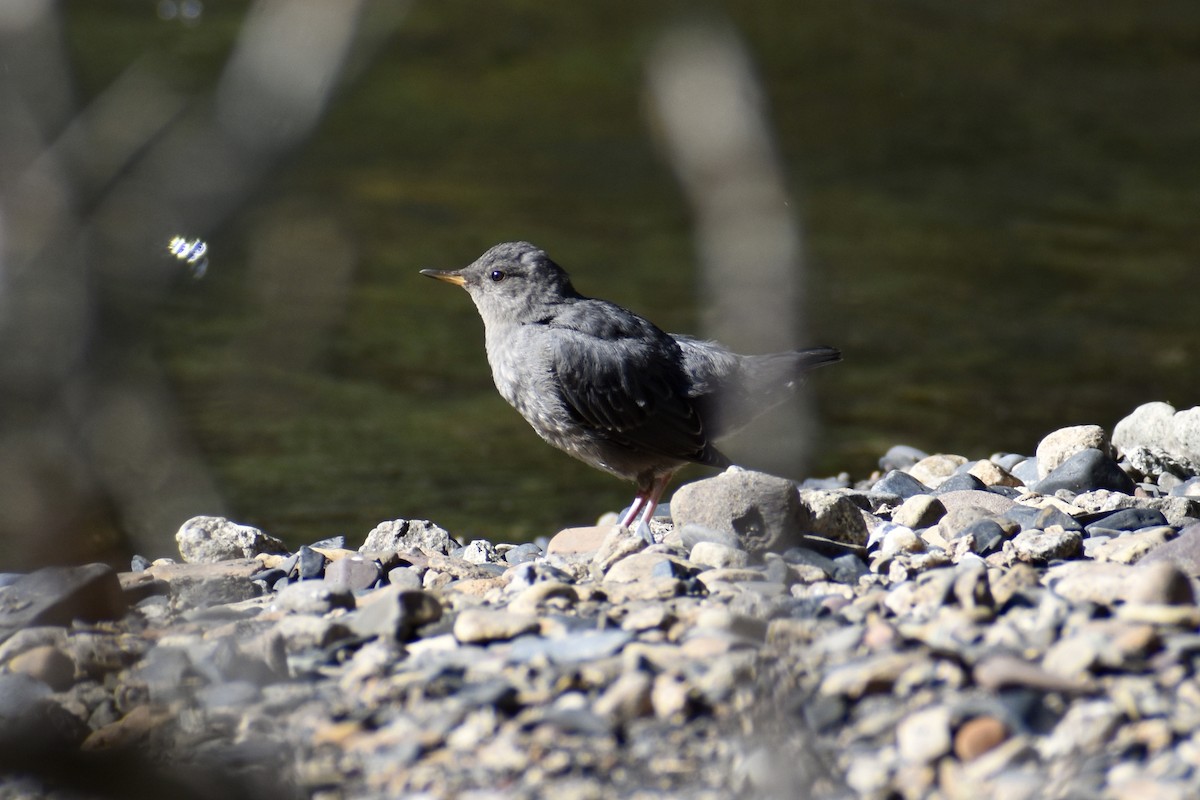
[420,268,467,287]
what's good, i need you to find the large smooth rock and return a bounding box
[1031,448,1136,495]
[0,564,127,643]
[670,470,807,554]
[175,516,288,564]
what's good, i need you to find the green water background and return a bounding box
[64,1,1198,549]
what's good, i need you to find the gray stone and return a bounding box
[324,556,382,593]
[934,472,987,493]
[670,470,808,554]
[879,444,929,472]
[798,489,870,546]
[1031,448,1136,495]
[386,565,424,591]
[273,581,355,615]
[957,519,1008,555]
[0,564,127,643]
[175,516,288,564]
[1036,425,1110,479]
[1010,528,1082,563]
[1139,522,1200,577]
[345,586,442,641]
[1087,507,1169,532]
[297,546,327,579]
[873,469,930,499]
[503,543,543,565]
[362,519,455,555]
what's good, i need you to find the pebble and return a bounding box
[5,407,1199,799]
[452,608,539,644]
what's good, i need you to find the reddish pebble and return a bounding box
[954,716,1008,761]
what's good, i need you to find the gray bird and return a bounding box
[421,242,840,530]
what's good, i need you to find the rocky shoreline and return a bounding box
[2,401,1199,799]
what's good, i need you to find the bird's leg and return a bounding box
[618,492,649,530]
[619,471,677,531]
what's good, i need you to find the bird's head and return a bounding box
[421,241,579,327]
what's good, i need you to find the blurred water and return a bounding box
[4,1,1194,563]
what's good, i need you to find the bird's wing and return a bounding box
[545,307,726,467]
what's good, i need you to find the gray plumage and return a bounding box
[421,241,840,528]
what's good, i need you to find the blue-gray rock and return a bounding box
[345,587,442,641]
[507,630,633,665]
[879,445,929,472]
[1034,506,1083,532]
[993,453,1030,472]
[1084,507,1169,533]
[274,580,355,615]
[1030,449,1136,495]
[251,567,288,591]
[958,519,1008,555]
[1010,458,1041,486]
[325,556,382,593]
[297,546,328,580]
[935,473,987,494]
[504,543,543,565]
[0,564,127,644]
[873,470,930,500]
[1002,506,1041,532]
[130,555,152,572]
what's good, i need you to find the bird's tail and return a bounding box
[690,344,841,438]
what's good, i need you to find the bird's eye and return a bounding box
[489,270,506,282]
